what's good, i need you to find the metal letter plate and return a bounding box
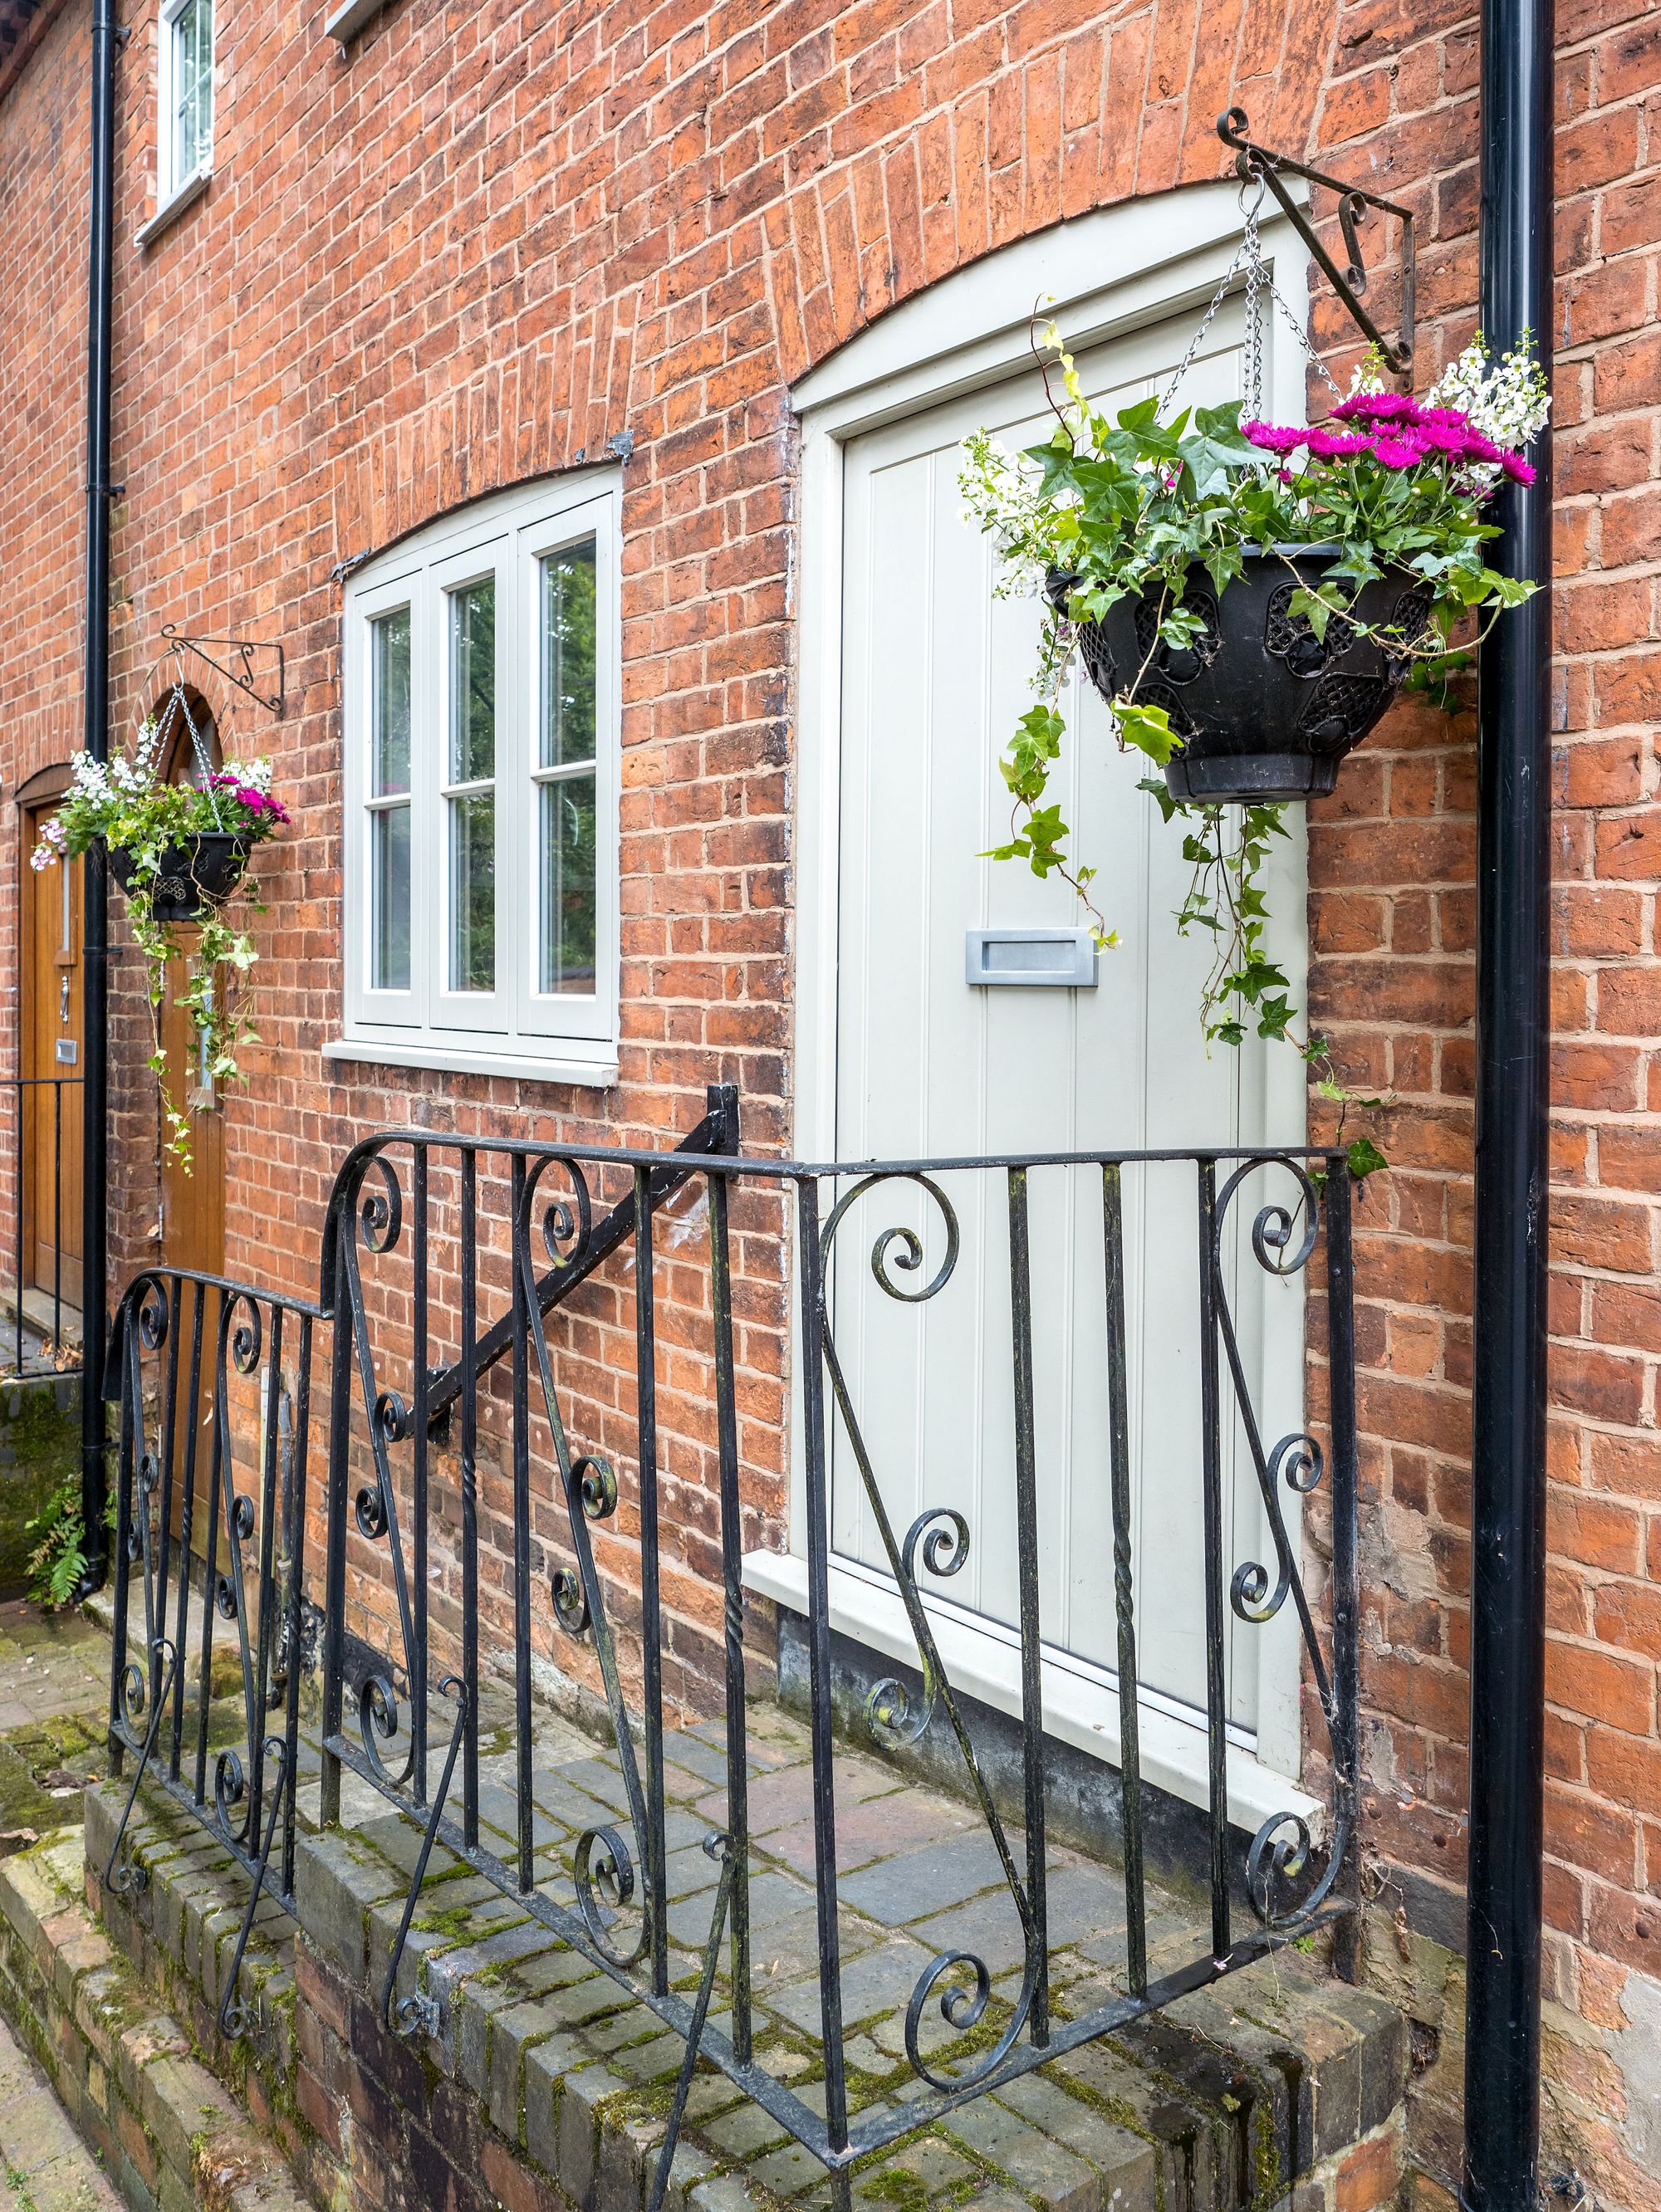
[964,927,1099,988]
[55,1039,79,1064]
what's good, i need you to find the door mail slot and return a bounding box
[55,1039,79,1064]
[964,927,1099,988]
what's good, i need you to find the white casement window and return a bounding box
[155,0,213,207]
[331,472,621,1086]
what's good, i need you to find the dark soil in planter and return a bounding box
[108,832,251,922]
[1049,546,1432,803]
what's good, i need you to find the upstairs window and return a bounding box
[158,0,213,204]
[333,472,621,1085]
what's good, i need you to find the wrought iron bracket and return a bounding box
[1218,107,1416,376]
[159,625,286,717]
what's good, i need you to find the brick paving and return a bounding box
[0,2004,123,2212]
[0,1594,1409,2208]
[0,1604,106,1738]
[0,1598,119,2212]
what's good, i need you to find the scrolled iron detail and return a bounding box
[902,1505,970,1583]
[135,1278,170,1351]
[355,1479,390,1540]
[229,1294,263,1376]
[821,1172,961,1308]
[359,1155,404,1255]
[861,1510,972,1749]
[1230,1433,1327,1624]
[1246,1808,1343,1930]
[551,1566,590,1638]
[214,1573,238,1621]
[532,1156,593,1271]
[117,1661,150,1729]
[215,1748,247,1835]
[107,1840,150,1898]
[864,1675,925,1749]
[359,1672,413,1789]
[573,1825,648,1969]
[231,1491,256,1543]
[394,1990,443,2038]
[375,1390,411,1446]
[904,1949,1026,2092]
[575,1455,618,1521]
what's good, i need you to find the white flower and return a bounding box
[1428,331,1551,450]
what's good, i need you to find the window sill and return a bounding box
[135,166,211,250]
[322,1037,620,1089]
[325,0,389,42]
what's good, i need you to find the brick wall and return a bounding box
[4,0,1661,2198]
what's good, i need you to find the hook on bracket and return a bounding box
[1218,108,1416,378]
[159,625,286,717]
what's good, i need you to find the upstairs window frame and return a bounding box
[333,471,622,1087]
[155,0,213,209]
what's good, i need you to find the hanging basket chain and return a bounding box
[166,651,225,827]
[1162,180,1340,419]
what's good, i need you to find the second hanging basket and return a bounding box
[110,830,252,922]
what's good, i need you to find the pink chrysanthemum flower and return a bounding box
[1242,421,1306,455]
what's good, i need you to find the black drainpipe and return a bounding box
[1463,0,1554,2197]
[78,0,118,1592]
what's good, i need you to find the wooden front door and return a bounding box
[20,796,84,1309]
[828,296,1307,1754]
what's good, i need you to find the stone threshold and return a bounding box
[70,1704,1411,2212]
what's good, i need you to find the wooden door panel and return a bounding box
[21,805,84,1310]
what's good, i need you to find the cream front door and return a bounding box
[826,295,1310,1777]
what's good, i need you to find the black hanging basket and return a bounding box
[108,832,252,922]
[1051,546,1432,804]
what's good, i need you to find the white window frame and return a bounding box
[329,471,621,1088]
[747,181,1325,1840]
[140,0,213,244]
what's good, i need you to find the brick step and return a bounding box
[85,1735,1409,2212]
[0,1819,308,2212]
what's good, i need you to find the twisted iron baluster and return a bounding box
[1100,1165,1147,1997]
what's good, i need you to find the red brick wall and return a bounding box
[5,0,1661,2196]
[0,0,92,1258]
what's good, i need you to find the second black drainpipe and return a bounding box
[79,0,118,1591]
[1463,0,1555,2198]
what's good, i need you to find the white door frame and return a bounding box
[746,181,1325,1836]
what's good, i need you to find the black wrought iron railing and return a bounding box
[106,1089,1360,2208]
[7,1074,83,1375]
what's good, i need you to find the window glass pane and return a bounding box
[449,791,495,991]
[540,772,595,994]
[371,805,410,992]
[541,541,596,768]
[171,0,211,180]
[449,580,496,784]
[371,609,410,795]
